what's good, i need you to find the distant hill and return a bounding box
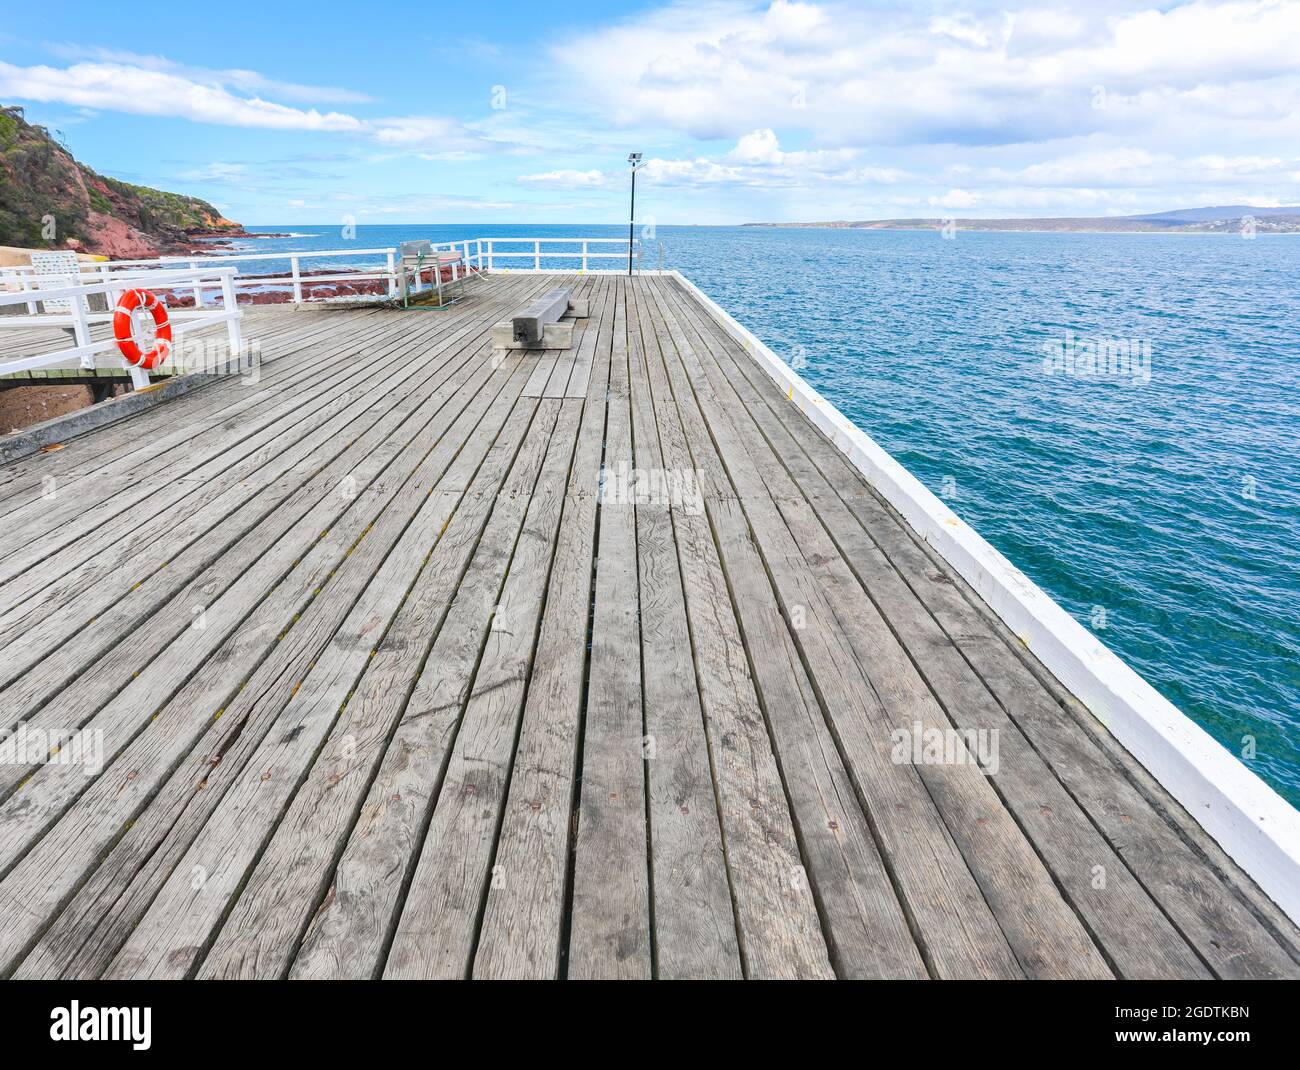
[0,104,245,258]
[746,207,1300,234]
[1130,205,1300,223]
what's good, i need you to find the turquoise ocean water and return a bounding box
[230,224,1300,806]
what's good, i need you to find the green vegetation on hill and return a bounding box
[0,105,243,255]
[110,176,241,234]
[0,106,88,248]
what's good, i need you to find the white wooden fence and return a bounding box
[0,265,244,388]
[0,237,639,311]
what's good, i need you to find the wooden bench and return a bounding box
[490,288,589,350]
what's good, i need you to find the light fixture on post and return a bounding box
[627,152,642,276]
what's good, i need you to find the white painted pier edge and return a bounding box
[669,268,1300,925]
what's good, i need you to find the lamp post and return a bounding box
[627,152,642,276]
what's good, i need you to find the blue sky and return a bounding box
[2,0,1298,225]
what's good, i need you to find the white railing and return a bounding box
[469,237,635,272]
[1,248,412,310]
[0,265,244,389]
[0,237,641,314]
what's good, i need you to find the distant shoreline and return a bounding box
[742,224,1300,235]
[743,210,1300,235]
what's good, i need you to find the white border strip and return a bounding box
[670,269,1300,924]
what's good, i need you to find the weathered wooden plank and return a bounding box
[0,307,389,519]
[0,314,451,589]
[286,400,557,980]
[5,350,539,978]
[521,352,559,398]
[105,389,559,980]
[565,277,608,400]
[0,283,549,635]
[471,276,615,979]
[803,445,1298,973]
[539,277,597,399]
[659,283,1114,979]
[566,282,653,979]
[0,347,506,879]
[2,272,1292,982]
[0,307,384,504]
[0,314,484,706]
[905,549,1300,978]
[624,279,742,979]
[0,300,494,495]
[0,287,558,791]
[0,276,537,555]
[542,349,574,399]
[635,279,921,979]
[0,302,517,587]
[0,282,542,628]
[194,401,572,984]
[380,398,581,978]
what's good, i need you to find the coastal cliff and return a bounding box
[0,105,246,258]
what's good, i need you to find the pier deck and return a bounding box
[0,272,1296,979]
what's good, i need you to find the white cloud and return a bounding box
[332,192,520,216]
[1192,154,1287,174]
[728,128,784,165]
[42,45,374,103]
[0,58,492,151]
[553,0,1300,149]
[928,15,993,49]
[930,189,977,209]
[521,0,1300,216]
[0,61,365,131]
[967,147,1300,190]
[370,117,476,146]
[518,169,609,188]
[177,161,250,184]
[517,130,901,193]
[648,130,903,188]
[725,128,858,171]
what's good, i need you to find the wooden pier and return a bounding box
[0,272,1296,979]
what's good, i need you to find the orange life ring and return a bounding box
[113,288,173,369]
